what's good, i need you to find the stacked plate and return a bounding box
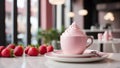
[45,50,109,63]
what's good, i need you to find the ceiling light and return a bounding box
[78,9,88,16]
[49,0,65,5]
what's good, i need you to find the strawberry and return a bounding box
[14,46,24,56]
[0,46,5,57]
[7,44,16,49]
[47,45,54,52]
[0,46,5,52]
[28,47,39,56]
[39,45,47,55]
[1,48,13,57]
[25,46,31,54]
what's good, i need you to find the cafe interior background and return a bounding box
[0,0,120,52]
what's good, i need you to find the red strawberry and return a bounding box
[28,47,39,56]
[1,48,13,57]
[14,46,24,56]
[25,46,31,54]
[0,46,5,57]
[0,46,5,52]
[39,45,47,55]
[7,44,16,49]
[47,45,54,52]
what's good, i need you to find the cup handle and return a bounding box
[86,36,93,48]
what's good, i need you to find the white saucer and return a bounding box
[52,50,95,58]
[45,50,109,63]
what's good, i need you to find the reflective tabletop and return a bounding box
[0,53,120,68]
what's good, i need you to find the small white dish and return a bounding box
[45,50,109,63]
[52,50,95,58]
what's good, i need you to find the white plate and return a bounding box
[45,50,109,63]
[52,50,95,58]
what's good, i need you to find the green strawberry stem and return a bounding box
[10,49,15,57]
[36,44,40,48]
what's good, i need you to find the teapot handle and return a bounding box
[86,36,93,48]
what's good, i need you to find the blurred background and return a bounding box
[0,0,120,46]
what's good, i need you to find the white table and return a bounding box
[94,39,120,52]
[0,53,120,68]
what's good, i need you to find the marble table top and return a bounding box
[0,53,120,68]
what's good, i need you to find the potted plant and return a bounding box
[37,27,65,49]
